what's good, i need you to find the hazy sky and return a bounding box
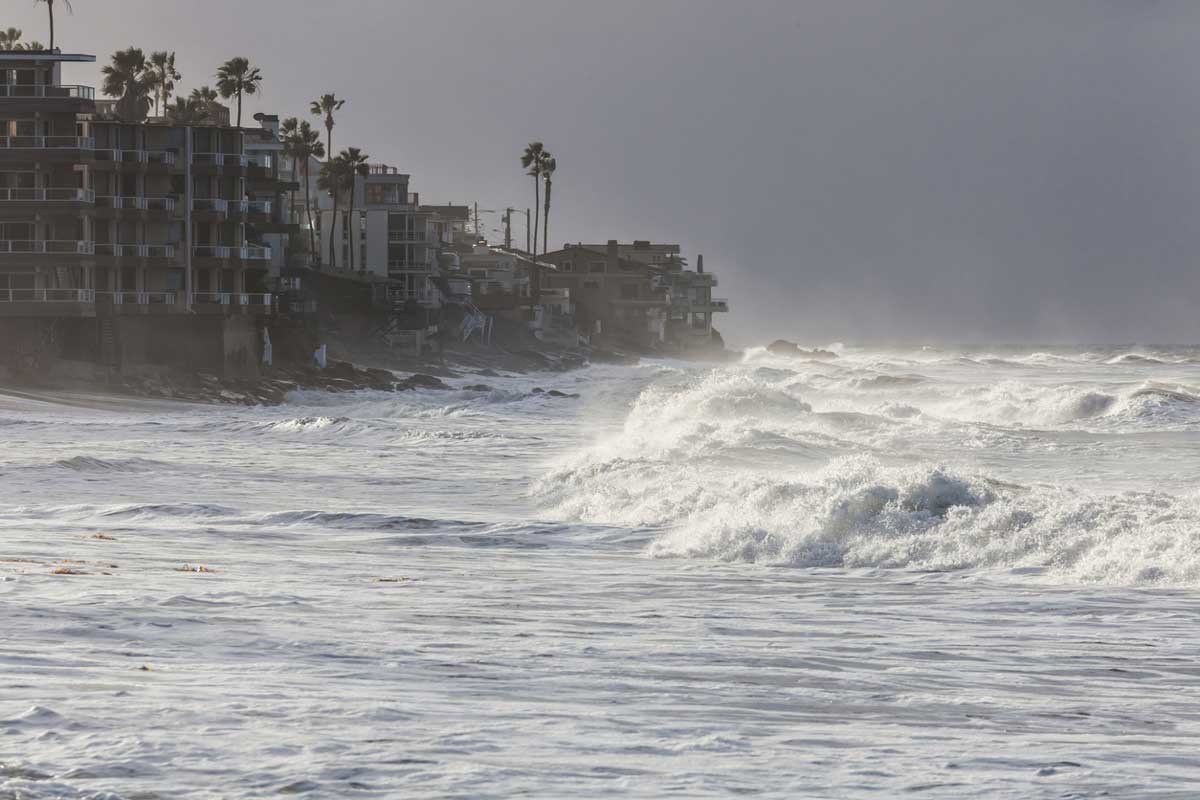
[9,0,1200,344]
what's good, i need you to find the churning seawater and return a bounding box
[3,345,1200,798]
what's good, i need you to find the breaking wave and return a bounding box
[537,360,1200,586]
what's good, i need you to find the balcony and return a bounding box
[388,231,427,243]
[104,291,177,306]
[193,245,231,259]
[0,136,94,151]
[96,195,177,212]
[193,153,248,168]
[93,148,177,167]
[239,246,272,261]
[191,198,229,214]
[0,187,94,203]
[247,200,271,215]
[0,240,94,255]
[190,292,273,313]
[94,243,176,259]
[0,84,96,100]
[0,288,95,302]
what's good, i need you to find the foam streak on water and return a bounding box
[3,346,1200,797]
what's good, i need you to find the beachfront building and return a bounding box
[316,165,456,308]
[539,239,729,351]
[540,240,670,349]
[0,49,279,379]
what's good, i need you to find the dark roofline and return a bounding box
[0,52,95,63]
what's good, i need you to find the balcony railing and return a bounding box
[0,188,94,202]
[245,153,274,169]
[148,150,176,166]
[102,291,177,306]
[227,200,249,214]
[0,288,95,303]
[0,240,93,255]
[193,245,231,259]
[94,243,177,258]
[191,198,229,213]
[239,246,272,260]
[0,136,94,151]
[247,200,271,215]
[190,292,273,307]
[388,231,426,242]
[193,153,248,168]
[0,84,96,100]
[96,195,178,212]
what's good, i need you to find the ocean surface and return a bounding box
[3,345,1200,798]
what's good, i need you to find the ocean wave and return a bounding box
[52,456,168,472]
[545,449,1200,586]
[258,510,485,531]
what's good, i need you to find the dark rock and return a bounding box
[475,368,500,377]
[396,373,451,391]
[462,383,494,392]
[767,339,801,356]
[530,387,544,394]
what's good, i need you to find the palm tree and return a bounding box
[166,96,210,125]
[146,51,181,116]
[318,156,350,271]
[0,28,22,51]
[215,56,262,129]
[542,155,556,256]
[336,147,370,271]
[521,142,546,261]
[310,94,345,166]
[101,47,152,122]
[283,121,324,267]
[34,0,71,52]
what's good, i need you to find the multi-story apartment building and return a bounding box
[317,165,458,307]
[1,49,277,379]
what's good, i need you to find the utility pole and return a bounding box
[504,208,512,249]
[473,201,479,237]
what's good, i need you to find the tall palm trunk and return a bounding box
[543,176,551,255]
[235,90,242,128]
[328,191,340,270]
[347,190,356,272]
[531,176,540,305]
[303,161,316,268]
[48,3,54,51]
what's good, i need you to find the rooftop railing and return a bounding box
[0,240,93,255]
[0,136,94,150]
[0,84,95,100]
[0,187,93,202]
[0,288,95,303]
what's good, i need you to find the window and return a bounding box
[561,260,573,272]
[583,280,601,290]
[589,261,605,273]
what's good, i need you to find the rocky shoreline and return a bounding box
[109,345,627,406]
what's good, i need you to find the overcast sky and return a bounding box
[9,0,1200,344]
